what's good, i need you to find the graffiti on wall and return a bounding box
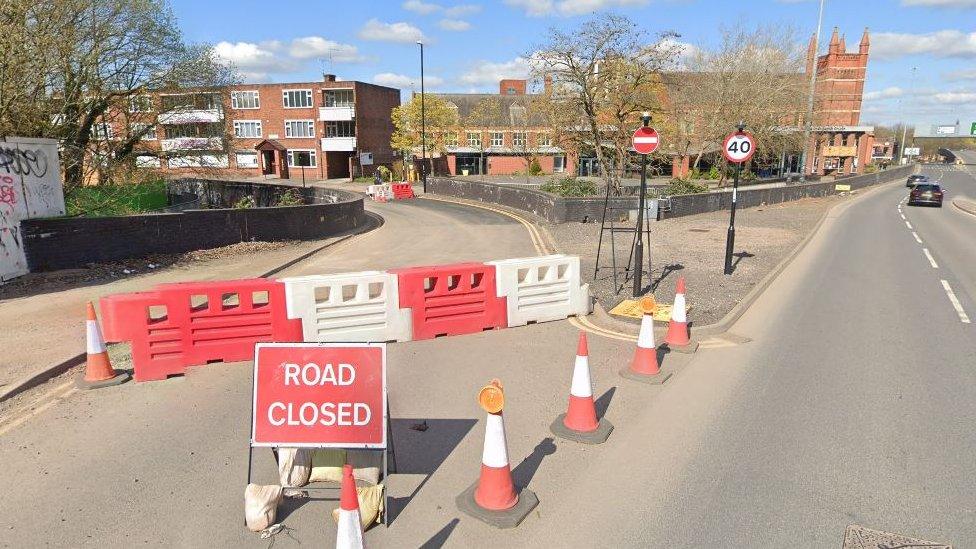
[0,137,65,283]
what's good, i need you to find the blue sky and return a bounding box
[169,0,976,127]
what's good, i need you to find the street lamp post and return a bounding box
[417,40,427,193]
[799,0,826,182]
[899,65,917,165]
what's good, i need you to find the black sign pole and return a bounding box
[632,114,652,297]
[723,159,741,275]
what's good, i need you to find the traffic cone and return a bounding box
[620,297,672,385]
[77,302,130,390]
[335,464,365,549]
[456,379,539,528]
[663,278,699,353]
[550,332,613,444]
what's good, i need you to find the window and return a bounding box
[553,155,566,173]
[160,93,220,111]
[129,95,152,112]
[513,132,526,148]
[538,133,551,147]
[282,89,313,108]
[233,120,262,138]
[236,151,259,168]
[231,90,260,109]
[91,123,113,139]
[490,132,504,147]
[287,149,317,168]
[467,132,481,147]
[130,123,156,140]
[324,89,354,107]
[325,121,355,138]
[445,132,458,147]
[163,123,223,139]
[284,120,315,138]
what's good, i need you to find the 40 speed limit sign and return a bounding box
[722,131,756,164]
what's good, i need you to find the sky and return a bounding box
[168,0,976,128]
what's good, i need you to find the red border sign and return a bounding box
[251,343,387,448]
[722,131,756,164]
[632,127,660,154]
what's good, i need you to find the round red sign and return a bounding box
[632,127,660,155]
[722,131,756,164]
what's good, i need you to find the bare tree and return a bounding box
[531,14,681,193]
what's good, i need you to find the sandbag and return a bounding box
[331,484,385,529]
[277,448,311,494]
[244,484,283,532]
[309,449,380,485]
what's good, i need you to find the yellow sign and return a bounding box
[835,184,852,191]
[609,298,691,322]
[823,146,857,157]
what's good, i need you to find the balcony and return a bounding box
[157,109,223,125]
[319,106,355,121]
[161,137,224,151]
[321,137,356,151]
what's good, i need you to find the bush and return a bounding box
[706,166,721,180]
[64,180,168,217]
[274,188,304,207]
[658,179,708,196]
[377,166,392,181]
[528,158,543,176]
[863,164,878,174]
[233,196,256,209]
[540,176,598,197]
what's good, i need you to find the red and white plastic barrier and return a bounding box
[488,254,591,327]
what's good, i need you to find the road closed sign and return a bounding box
[251,343,386,448]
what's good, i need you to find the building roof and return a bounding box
[430,92,547,127]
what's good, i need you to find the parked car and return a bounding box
[906,174,928,187]
[908,183,943,207]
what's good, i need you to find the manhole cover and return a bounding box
[842,524,951,549]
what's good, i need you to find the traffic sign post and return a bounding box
[721,124,756,275]
[631,118,658,296]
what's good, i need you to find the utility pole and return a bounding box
[799,0,826,182]
[899,65,917,164]
[417,40,427,193]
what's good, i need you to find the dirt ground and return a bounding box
[550,193,849,326]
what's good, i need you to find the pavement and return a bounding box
[1,164,975,547]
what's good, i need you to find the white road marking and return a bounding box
[912,231,923,243]
[923,248,939,268]
[941,280,971,324]
[900,213,906,220]
[905,220,913,229]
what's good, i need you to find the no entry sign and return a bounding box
[632,127,660,154]
[722,131,756,164]
[251,343,386,448]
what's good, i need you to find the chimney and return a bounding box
[838,34,846,53]
[323,73,337,82]
[828,27,840,54]
[806,33,817,74]
[499,79,526,95]
[544,74,553,95]
[859,27,870,55]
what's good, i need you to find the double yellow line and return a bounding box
[420,194,638,342]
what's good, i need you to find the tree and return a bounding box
[530,14,681,193]
[0,0,235,189]
[390,93,459,175]
[465,97,502,175]
[667,24,807,182]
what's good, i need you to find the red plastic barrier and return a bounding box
[392,263,507,340]
[99,279,302,381]
[391,182,415,199]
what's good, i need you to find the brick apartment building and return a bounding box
[116,75,399,180]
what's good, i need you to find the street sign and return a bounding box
[904,147,921,156]
[251,342,386,448]
[722,131,756,164]
[632,127,660,154]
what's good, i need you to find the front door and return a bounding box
[262,151,275,175]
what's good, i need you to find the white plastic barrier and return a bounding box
[487,254,592,327]
[281,271,413,343]
[365,184,392,202]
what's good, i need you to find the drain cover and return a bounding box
[843,524,951,549]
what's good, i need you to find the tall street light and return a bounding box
[899,65,917,164]
[799,0,826,182]
[417,40,427,193]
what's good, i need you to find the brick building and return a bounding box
[116,75,399,180]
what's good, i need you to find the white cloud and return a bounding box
[403,0,441,14]
[459,56,534,85]
[945,68,976,80]
[932,91,976,103]
[505,0,649,16]
[438,18,471,31]
[214,37,365,81]
[372,72,444,89]
[445,4,482,16]
[863,87,904,101]
[359,19,426,43]
[872,30,976,59]
[901,0,976,7]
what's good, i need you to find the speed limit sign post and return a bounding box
[722,123,756,275]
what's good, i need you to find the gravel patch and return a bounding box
[550,194,848,325]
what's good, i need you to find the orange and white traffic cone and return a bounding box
[551,332,613,444]
[335,464,365,549]
[457,379,539,528]
[77,301,130,389]
[663,277,697,352]
[620,297,672,385]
